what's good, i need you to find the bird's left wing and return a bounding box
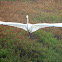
[0,21,27,31]
[32,23,62,32]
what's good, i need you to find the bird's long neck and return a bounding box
[27,17,28,28]
[27,15,28,29]
[26,15,28,31]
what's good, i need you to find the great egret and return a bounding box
[0,15,62,33]
[0,15,62,39]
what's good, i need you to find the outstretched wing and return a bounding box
[0,21,27,31]
[32,23,62,32]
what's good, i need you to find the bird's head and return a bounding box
[26,15,28,18]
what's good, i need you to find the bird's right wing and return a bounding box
[0,21,27,31]
[32,23,62,32]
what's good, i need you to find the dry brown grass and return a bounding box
[0,0,62,40]
[0,0,62,23]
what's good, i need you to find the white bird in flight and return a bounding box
[0,15,62,33]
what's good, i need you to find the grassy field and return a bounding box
[0,0,62,62]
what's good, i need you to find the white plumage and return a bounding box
[0,15,62,33]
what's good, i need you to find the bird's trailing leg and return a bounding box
[29,32,34,40]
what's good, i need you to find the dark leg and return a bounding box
[29,32,34,40]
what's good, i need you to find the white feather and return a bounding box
[0,21,27,31]
[0,15,62,33]
[32,23,62,32]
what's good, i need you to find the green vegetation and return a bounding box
[0,28,62,62]
[0,0,62,62]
